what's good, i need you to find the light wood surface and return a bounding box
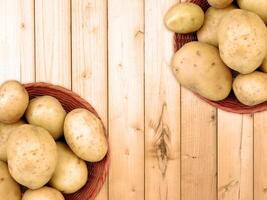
[108,0,144,199]
[145,0,180,199]
[0,0,263,200]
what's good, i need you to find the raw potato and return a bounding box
[172,41,232,101]
[0,120,25,161]
[64,108,108,162]
[0,161,21,200]
[26,96,66,139]
[0,80,29,124]
[50,142,88,194]
[164,2,204,33]
[261,56,267,73]
[218,9,267,74]
[233,71,267,106]
[197,5,236,46]
[207,0,233,8]
[237,0,267,23]
[7,124,57,189]
[22,187,64,200]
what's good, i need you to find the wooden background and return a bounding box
[0,0,264,199]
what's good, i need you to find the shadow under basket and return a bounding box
[24,82,110,200]
[174,0,267,114]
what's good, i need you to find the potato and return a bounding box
[0,80,29,124]
[218,9,267,74]
[237,0,267,23]
[64,108,108,162]
[261,56,267,73]
[0,120,25,161]
[197,5,236,46]
[0,161,21,200]
[22,187,64,200]
[233,71,267,106]
[207,0,233,8]
[172,41,232,101]
[26,96,66,140]
[164,3,204,33]
[7,124,57,189]
[49,142,88,194]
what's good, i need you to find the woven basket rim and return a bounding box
[23,82,110,200]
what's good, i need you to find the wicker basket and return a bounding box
[24,82,110,200]
[174,0,267,114]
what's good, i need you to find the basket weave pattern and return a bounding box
[174,0,267,114]
[24,82,110,200]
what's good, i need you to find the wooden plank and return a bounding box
[71,0,108,199]
[144,0,180,199]
[35,0,71,88]
[0,0,34,83]
[108,0,144,199]
[19,0,35,83]
[254,111,267,200]
[218,111,253,200]
[0,0,20,82]
[181,89,217,200]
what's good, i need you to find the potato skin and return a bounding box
[22,187,64,200]
[64,108,108,162]
[0,80,29,124]
[26,96,66,140]
[218,9,267,74]
[261,56,267,73]
[164,3,204,33]
[172,41,232,101]
[0,120,25,161]
[49,142,88,194]
[237,0,267,23]
[197,5,236,46]
[233,71,267,106]
[7,124,57,189]
[0,161,21,200]
[208,0,233,8]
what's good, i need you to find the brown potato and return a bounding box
[7,124,57,189]
[0,120,25,161]
[22,187,64,200]
[49,142,88,194]
[197,5,236,46]
[26,96,66,140]
[64,108,108,162]
[0,161,21,200]
[237,0,267,23]
[164,2,204,33]
[0,80,29,124]
[233,71,267,106]
[172,41,232,101]
[218,9,267,74]
[208,0,233,8]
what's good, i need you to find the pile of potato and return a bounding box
[0,80,108,200]
[165,0,267,106]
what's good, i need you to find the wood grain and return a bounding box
[181,89,217,200]
[19,0,35,83]
[0,0,34,83]
[71,0,108,199]
[254,111,267,200]
[145,0,180,199]
[0,0,21,82]
[35,0,71,88]
[218,111,253,200]
[108,0,145,199]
